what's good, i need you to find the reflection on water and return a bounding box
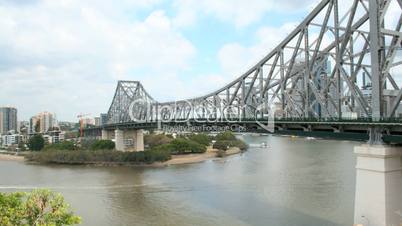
[0,135,358,226]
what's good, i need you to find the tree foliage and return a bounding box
[213,131,248,151]
[168,138,207,154]
[44,141,76,151]
[212,140,231,151]
[187,134,211,146]
[215,131,236,141]
[28,134,45,151]
[0,189,81,226]
[144,134,173,148]
[90,140,115,150]
[26,149,171,164]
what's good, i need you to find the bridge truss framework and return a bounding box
[102,0,402,143]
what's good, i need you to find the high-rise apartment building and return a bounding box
[0,107,18,135]
[100,113,108,125]
[29,112,58,133]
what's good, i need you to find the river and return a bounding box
[0,135,358,226]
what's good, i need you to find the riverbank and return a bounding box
[0,153,25,161]
[158,146,242,166]
[1,147,243,167]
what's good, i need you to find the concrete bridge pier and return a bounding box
[115,129,125,151]
[354,145,402,226]
[113,129,144,152]
[101,129,113,140]
[135,129,144,152]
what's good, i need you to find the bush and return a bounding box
[169,138,207,154]
[232,139,248,151]
[216,149,226,158]
[44,141,76,151]
[144,134,173,148]
[0,189,81,226]
[27,134,45,151]
[90,140,115,150]
[213,132,248,151]
[150,143,175,153]
[144,148,172,162]
[212,140,231,151]
[25,149,171,165]
[80,139,96,150]
[188,134,211,146]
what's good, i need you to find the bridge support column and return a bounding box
[115,129,125,151]
[135,129,144,152]
[101,129,112,140]
[354,145,402,226]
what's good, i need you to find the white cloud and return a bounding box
[0,0,196,121]
[217,23,297,78]
[0,0,327,122]
[172,0,317,28]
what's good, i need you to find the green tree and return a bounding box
[0,189,81,226]
[90,140,115,150]
[169,138,206,154]
[212,140,231,151]
[215,131,236,141]
[144,134,173,148]
[213,131,248,151]
[0,192,25,225]
[188,134,211,146]
[44,141,76,151]
[28,134,45,151]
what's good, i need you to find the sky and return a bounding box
[0,0,329,121]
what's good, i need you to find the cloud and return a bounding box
[172,0,318,28]
[0,0,328,122]
[0,0,196,121]
[217,23,297,78]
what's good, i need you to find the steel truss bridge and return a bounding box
[86,0,402,144]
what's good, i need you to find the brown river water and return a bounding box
[0,135,359,226]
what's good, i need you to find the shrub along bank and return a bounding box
[26,149,171,165]
[145,133,210,154]
[212,131,248,152]
[26,132,247,165]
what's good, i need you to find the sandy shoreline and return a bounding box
[157,146,242,166]
[0,153,25,161]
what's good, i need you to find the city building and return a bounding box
[82,117,95,127]
[29,111,58,133]
[43,130,65,144]
[100,113,108,125]
[58,121,79,131]
[0,107,18,135]
[95,117,101,126]
[1,133,21,147]
[19,121,29,131]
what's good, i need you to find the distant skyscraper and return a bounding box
[100,113,108,125]
[0,107,18,135]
